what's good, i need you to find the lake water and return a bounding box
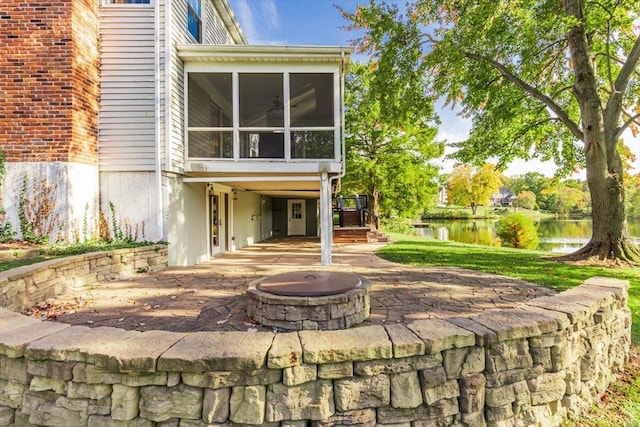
[414,217,640,253]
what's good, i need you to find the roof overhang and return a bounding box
[212,0,247,45]
[183,173,338,199]
[178,44,353,66]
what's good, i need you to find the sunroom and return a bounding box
[178,45,352,264]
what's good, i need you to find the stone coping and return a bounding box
[0,276,631,426]
[0,244,168,313]
[0,277,628,372]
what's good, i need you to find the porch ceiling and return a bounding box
[183,173,328,199]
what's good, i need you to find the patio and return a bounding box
[49,237,556,332]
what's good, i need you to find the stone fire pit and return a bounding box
[246,271,370,330]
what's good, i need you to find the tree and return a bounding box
[447,163,503,215]
[342,62,443,220]
[342,0,640,263]
[505,172,556,211]
[626,174,640,217]
[515,191,537,210]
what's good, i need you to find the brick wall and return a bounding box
[0,0,100,165]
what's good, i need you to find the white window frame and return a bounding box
[103,0,153,6]
[185,63,340,163]
[186,0,202,43]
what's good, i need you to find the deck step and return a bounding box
[333,227,388,243]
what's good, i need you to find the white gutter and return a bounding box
[212,0,247,45]
[177,44,353,62]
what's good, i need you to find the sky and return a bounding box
[227,0,639,178]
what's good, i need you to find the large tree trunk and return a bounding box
[562,0,640,264]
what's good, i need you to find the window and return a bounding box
[108,0,151,4]
[187,71,337,160]
[187,0,202,42]
[187,73,233,158]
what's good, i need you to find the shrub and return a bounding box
[496,213,539,250]
[380,217,416,235]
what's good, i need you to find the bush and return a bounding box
[496,213,539,250]
[380,217,416,235]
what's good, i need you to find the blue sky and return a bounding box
[228,0,363,46]
[227,0,639,177]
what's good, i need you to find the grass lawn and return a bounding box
[422,205,557,220]
[377,233,640,426]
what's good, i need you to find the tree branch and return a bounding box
[604,32,640,139]
[465,51,583,140]
[613,111,640,142]
[613,33,640,96]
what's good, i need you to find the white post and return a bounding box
[320,172,332,265]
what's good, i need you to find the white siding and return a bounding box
[99,7,156,172]
[165,0,239,174]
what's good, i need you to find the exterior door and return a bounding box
[209,192,228,257]
[287,199,306,236]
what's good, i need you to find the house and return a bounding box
[0,0,351,265]
[491,188,516,207]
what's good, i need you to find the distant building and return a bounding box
[491,188,516,207]
[438,185,448,206]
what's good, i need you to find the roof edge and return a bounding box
[178,44,354,63]
[212,0,248,45]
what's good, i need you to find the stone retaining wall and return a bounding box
[0,245,168,313]
[0,276,631,426]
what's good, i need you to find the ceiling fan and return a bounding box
[261,95,297,112]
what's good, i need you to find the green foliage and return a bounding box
[515,191,537,210]
[505,173,557,211]
[343,0,638,173]
[496,213,539,249]
[627,174,640,217]
[0,152,15,242]
[46,241,155,257]
[342,0,640,261]
[342,62,443,219]
[447,164,503,215]
[379,217,416,235]
[18,173,41,244]
[375,236,640,343]
[551,181,591,216]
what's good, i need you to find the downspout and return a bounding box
[154,0,164,241]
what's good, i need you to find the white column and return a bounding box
[320,172,332,265]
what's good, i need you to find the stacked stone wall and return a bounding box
[0,275,631,426]
[0,245,168,313]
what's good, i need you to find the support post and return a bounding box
[320,173,332,265]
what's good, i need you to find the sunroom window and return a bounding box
[187,73,233,158]
[186,71,337,160]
